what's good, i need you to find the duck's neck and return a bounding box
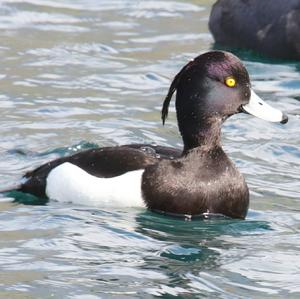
[180,117,223,154]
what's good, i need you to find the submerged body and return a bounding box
[6,51,288,219]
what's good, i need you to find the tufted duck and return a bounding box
[5,51,288,219]
[209,0,300,60]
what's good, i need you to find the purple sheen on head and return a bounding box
[205,52,248,82]
[161,51,249,125]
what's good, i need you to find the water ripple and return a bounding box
[0,0,299,298]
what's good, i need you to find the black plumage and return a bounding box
[6,51,287,219]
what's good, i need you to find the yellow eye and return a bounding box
[225,77,236,87]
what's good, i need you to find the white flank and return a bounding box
[242,89,284,122]
[46,162,145,207]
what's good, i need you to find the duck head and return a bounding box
[162,51,288,151]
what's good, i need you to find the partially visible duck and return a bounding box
[209,0,300,60]
[6,51,288,219]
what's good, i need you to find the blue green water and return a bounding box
[0,1,299,298]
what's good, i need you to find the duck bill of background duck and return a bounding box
[242,90,288,124]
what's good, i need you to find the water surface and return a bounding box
[0,0,299,298]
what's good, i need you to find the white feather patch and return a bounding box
[46,162,145,207]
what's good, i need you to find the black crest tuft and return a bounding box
[161,60,195,125]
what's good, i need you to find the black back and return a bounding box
[209,0,300,60]
[19,144,181,197]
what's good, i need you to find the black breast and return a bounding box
[141,147,249,219]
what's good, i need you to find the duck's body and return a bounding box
[142,146,248,218]
[209,0,300,60]
[46,162,145,208]
[6,51,288,219]
[19,144,181,198]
